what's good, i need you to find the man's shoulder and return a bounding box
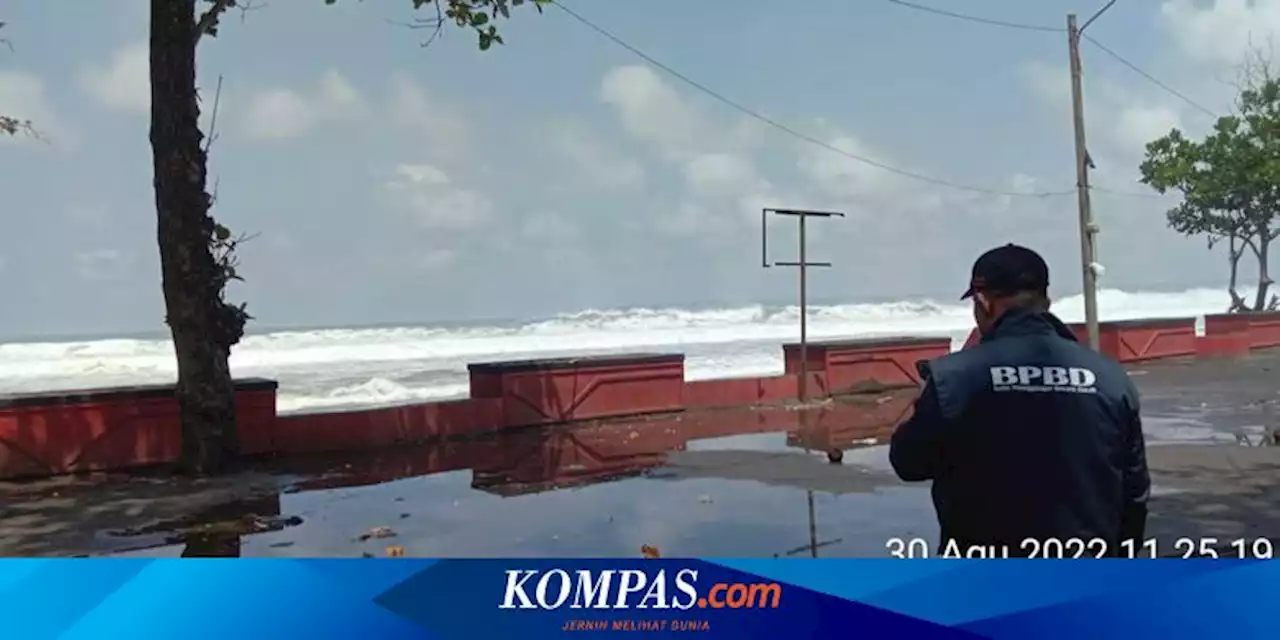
[929,338,1003,376]
[1059,341,1139,396]
[923,345,998,419]
[931,334,1134,385]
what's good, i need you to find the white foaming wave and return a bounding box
[0,287,1238,411]
[275,378,470,414]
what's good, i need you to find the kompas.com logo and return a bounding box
[498,568,782,610]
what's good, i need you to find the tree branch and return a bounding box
[202,75,224,155]
[195,0,238,43]
[1242,234,1262,259]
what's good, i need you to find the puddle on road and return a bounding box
[101,394,937,558]
[9,385,1263,559]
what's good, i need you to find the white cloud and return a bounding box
[595,63,1053,250]
[1020,59,1072,106]
[683,153,759,196]
[1113,104,1183,155]
[547,121,644,190]
[78,41,149,114]
[0,70,65,146]
[600,64,783,236]
[601,65,710,160]
[383,163,492,231]
[240,70,367,141]
[241,89,314,140]
[386,73,472,160]
[1020,59,1185,173]
[1161,0,1280,67]
[796,132,900,200]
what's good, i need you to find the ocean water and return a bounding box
[0,287,1232,414]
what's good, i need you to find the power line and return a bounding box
[884,0,1063,33]
[1090,185,1162,198]
[550,0,1072,199]
[1091,184,1183,199]
[1083,35,1220,119]
[882,1,1220,120]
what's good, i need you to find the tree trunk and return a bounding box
[149,0,238,474]
[1256,235,1274,312]
[1227,235,1248,312]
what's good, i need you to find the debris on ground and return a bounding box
[356,526,396,542]
[386,545,406,557]
[641,544,661,559]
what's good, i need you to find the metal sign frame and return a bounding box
[761,207,845,401]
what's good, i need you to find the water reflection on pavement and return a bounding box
[101,392,937,558]
[8,353,1279,559]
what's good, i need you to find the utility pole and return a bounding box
[762,208,845,401]
[1067,1,1116,352]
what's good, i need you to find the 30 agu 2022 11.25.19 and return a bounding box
[885,537,1276,559]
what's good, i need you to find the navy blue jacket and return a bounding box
[889,308,1150,556]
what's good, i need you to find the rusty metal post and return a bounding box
[806,489,818,558]
[762,208,845,402]
[776,488,842,557]
[799,212,809,399]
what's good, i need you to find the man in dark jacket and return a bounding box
[889,244,1149,557]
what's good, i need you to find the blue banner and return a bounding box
[3,558,1278,639]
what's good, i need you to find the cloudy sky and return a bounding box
[0,0,1271,337]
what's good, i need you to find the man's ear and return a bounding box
[974,292,992,314]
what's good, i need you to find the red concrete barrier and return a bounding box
[973,318,1188,363]
[683,373,827,408]
[0,378,277,480]
[966,318,1202,363]
[1206,312,1280,350]
[272,397,503,455]
[783,336,950,393]
[468,353,685,427]
[1099,317,1196,363]
[1195,332,1251,358]
[1246,312,1280,348]
[235,381,281,455]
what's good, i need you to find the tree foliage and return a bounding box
[1139,59,1280,312]
[0,20,34,138]
[330,0,550,50]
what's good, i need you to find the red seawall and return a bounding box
[2,314,1278,480]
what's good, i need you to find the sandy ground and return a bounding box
[1,349,1277,558]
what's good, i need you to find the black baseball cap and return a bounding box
[961,244,1050,300]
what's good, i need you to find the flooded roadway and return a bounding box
[2,349,1279,558]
